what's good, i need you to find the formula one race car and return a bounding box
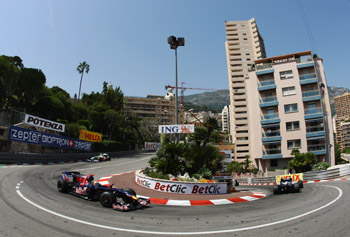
[86,153,111,162]
[273,177,300,195]
[57,171,149,211]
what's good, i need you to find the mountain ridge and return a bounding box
[183,86,350,115]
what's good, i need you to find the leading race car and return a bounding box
[86,153,111,162]
[273,177,300,194]
[57,171,149,211]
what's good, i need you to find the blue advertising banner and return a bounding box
[9,125,92,151]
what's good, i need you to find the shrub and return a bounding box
[312,162,331,171]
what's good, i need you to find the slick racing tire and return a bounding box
[57,180,69,193]
[100,192,116,208]
[122,189,137,204]
[273,185,280,195]
[124,188,137,196]
[298,180,304,188]
[293,183,300,193]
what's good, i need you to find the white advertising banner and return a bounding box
[135,173,227,195]
[144,142,161,151]
[24,114,65,132]
[158,124,195,134]
[220,150,232,163]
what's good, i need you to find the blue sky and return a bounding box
[1,0,350,98]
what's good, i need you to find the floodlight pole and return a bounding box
[168,36,185,143]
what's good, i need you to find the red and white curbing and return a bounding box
[140,192,266,206]
[239,177,350,186]
[97,172,266,206]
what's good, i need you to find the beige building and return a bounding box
[246,51,335,171]
[334,92,350,150]
[124,89,184,125]
[224,18,267,160]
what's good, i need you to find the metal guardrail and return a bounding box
[238,165,350,184]
[0,150,142,164]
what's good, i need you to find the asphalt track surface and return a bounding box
[0,153,349,237]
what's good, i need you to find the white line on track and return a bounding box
[15,183,343,235]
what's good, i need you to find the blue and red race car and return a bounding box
[57,171,149,211]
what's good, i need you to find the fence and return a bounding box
[0,150,142,164]
[237,164,350,184]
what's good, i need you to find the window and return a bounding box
[243,38,248,40]
[282,86,296,96]
[246,53,250,56]
[287,139,301,149]
[243,33,247,36]
[284,103,298,113]
[247,58,251,61]
[286,121,300,131]
[280,70,294,79]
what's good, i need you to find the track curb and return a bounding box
[97,172,266,206]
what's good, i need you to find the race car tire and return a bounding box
[124,188,137,196]
[100,192,116,208]
[273,185,280,195]
[298,180,304,188]
[293,183,300,193]
[121,189,137,204]
[57,180,69,193]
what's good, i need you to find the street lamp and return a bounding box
[168,35,185,142]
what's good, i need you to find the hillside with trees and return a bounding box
[184,86,350,115]
[0,55,155,152]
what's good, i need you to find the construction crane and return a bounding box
[165,82,229,105]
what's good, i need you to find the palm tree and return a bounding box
[76,61,90,100]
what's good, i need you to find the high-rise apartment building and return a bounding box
[221,105,230,133]
[224,18,267,160]
[246,51,335,170]
[334,92,350,150]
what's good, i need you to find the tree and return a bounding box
[227,161,243,173]
[185,144,224,175]
[0,55,21,108]
[77,61,90,100]
[33,96,66,120]
[288,150,317,173]
[18,68,46,109]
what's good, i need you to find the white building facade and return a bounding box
[246,51,335,171]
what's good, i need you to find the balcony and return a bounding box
[297,61,315,69]
[261,113,280,125]
[262,131,281,143]
[308,144,327,155]
[260,96,278,107]
[256,67,274,75]
[304,107,323,120]
[299,73,318,85]
[306,126,325,139]
[302,90,321,102]
[258,80,276,91]
[262,148,282,159]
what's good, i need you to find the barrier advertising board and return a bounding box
[24,114,65,132]
[79,129,102,143]
[144,142,161,151]
[9,125,92,151]
[135,174,227,195]
[275,173,303,184]
[159,124,194,134]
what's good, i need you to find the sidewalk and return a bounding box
[98,172,266,206]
